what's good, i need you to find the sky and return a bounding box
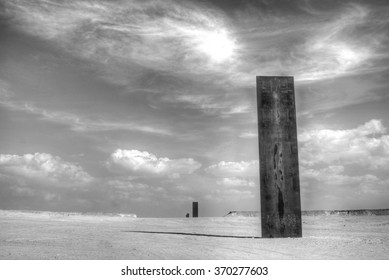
[0,0,389,217]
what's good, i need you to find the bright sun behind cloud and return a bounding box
[197,30,236,63]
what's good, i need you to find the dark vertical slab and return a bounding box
[192,202,198,218]
[257,76,302,238]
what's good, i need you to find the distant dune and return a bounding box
[0,209,137,218]
[225,209,389,217]
[2,209,389,218]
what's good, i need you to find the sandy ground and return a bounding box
[1,210,388,259]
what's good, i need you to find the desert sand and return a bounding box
[1,210,388,259]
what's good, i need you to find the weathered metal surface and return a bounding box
[192,202,198,218]
[257,76,302,238]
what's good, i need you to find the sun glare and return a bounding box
[198,30,236,63]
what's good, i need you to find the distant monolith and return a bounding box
[257,76,302,238]
[192,202,198,218]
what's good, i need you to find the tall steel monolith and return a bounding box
[257,76,302,238]
[192,202,198,218]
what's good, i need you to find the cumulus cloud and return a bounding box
[298,119,389,209]
[239,132,257,139]
[302,165,358,185]
[0,153,93,186]
[206,161,258,201]
[299,119,389,169]
[107,149,201,178]
[106,178,149,191]
[205,160,258,178]
[217,177,255,188]
[300,164,389,197]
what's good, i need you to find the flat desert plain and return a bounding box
[1,210,388,259]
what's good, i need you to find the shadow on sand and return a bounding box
[122,230,261,239]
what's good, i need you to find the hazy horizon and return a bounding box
[1,0,389,217]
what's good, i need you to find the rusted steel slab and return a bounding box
[257,76,302,238]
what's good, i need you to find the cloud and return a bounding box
[302,165,356,185]
[217,177,255,188]
[2,0,247,117]
[206,161,258,202]
[157,85,254,117]
[298,119,389,209]
[104,177,196,209]
[107,149,201,178]
[205,188,255,202]
[0,91,173,136]
[5,0,388,123]
[299,119,389,169]
[300,164,389,197]
[4,0,236,78]
[293,4,373,81]
[105,178,154,202]
[0,153,93,186]
[235,2,389,83]
[239,131,257,139]
[205,160,258,178]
